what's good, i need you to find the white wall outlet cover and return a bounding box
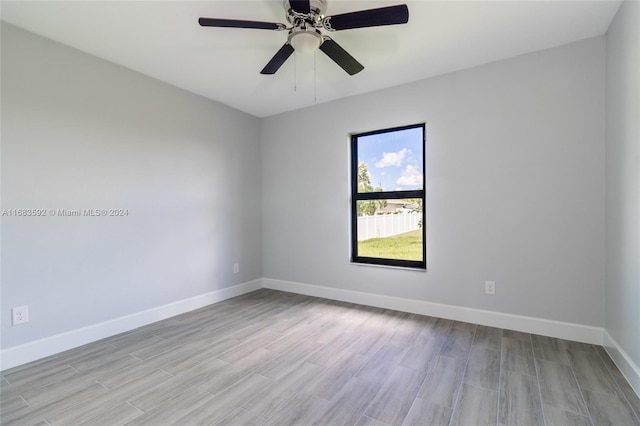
[12,306,29,325]
[485,281,496,295]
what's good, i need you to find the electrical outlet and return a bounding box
[485,281,496,295]
[12,306,29,325]
[233,263,239,274]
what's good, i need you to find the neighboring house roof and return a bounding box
[375,199,419,214]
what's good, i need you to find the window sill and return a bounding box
[349,261,427,272]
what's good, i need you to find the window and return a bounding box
[350,123,426,269]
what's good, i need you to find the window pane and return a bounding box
[351,123,425,269]
[357,127,424,193]
[356,198,423,262]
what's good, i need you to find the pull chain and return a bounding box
[294,51,297,92]
[313,50,317,104]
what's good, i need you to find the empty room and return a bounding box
[1,0,638,425]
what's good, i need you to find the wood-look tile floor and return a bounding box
[1,289,639,425]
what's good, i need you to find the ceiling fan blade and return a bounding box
[319,38,364,75]
[260,43,295,74]
[324,5,409,31]
[289,0,311,14]
[199,18,285,31]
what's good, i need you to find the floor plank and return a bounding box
[264,393,328,426]
[582,389,639,426]
[536,358,589,416]
[463,345,500,390]
[502,336,536,376]
[364,365,427,425]
[473,325,503,351]
[439,328,474,360]
[305,349,368,400]
[402,399,452,426]
[568,350,620,396]
[498,370,544,426]
[312,377,382,426]
[450,384,498,426]
[542,404,592,426]
[242,362,321,418]
[416,356,465,408]
[531,335,570,365]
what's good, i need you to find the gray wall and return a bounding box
[605,1,640,369]
[1,20,614,354]
[262,37,606,327]
[1,24,263,349]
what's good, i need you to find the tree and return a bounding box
[356,162,386,216]
[357,162,374,193]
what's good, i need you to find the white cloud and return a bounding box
[375,148,409,168]
[396,165,423,187]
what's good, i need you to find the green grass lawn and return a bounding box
[358,230,423,261]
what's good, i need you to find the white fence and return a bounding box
[357,211,421,241]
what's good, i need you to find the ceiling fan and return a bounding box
[199,0,409,76]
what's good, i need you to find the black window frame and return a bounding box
[350,123,426,269]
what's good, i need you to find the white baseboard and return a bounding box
[0,279,262,371]
[1,277,610,373]
[263,278,604,345]
[603,329,640,398]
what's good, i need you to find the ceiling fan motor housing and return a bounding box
[285,0,328,25]
[285,0,328,52]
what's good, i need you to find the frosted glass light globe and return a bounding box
[291,31,321,54]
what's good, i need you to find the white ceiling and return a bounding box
[1,1,621,117]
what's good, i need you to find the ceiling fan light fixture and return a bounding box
[289,30,322,54]
[200,1,409,75]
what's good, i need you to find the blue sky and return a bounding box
[357,126,423,191]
